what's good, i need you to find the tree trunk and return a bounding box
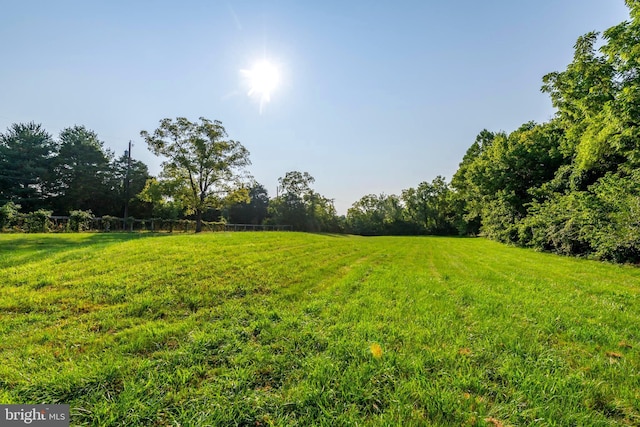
[195,209,203,233]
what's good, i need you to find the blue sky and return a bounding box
[0,0,631,213]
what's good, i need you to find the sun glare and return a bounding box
[242,60,280,113]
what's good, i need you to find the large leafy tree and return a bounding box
[541,2,640,184]
[0,122,57,211]
[268,171,315,231]
[451,122,565,242]
[141,117,251,232]
[53,126,116,215]
[269,171,314,231]
[520,0,640,261]
[450,129,496,235]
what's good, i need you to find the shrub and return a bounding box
[589,172,640,263]
[101,215,120,232]
[68,210,94,232]
[0,202,21,230]
[520,192,596,256]
[479,196,521,243]
[24,210,53,233]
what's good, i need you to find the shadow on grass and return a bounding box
[309,232,350,238]
[0,232,171,268]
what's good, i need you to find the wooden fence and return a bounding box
[46,216,292,233]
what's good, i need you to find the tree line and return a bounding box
[0,123,152,218]
[319,0,640,264]
[2,1,640,262]
[0,116,456,236]
[448,0,640,263]
[0,118,340,233]
[352,1,640,263]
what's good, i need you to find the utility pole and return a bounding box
[123,140,132,230]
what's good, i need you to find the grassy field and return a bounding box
[0,232,639,426]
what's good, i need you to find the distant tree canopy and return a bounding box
[346,193,409,236]
[267,171,340,232]
[402,176,458,236]
[344,176,460,237]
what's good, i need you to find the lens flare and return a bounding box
[241,60,280,113]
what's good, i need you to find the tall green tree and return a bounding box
[450,129,496,235]
[541,6,640,185]
[305,191,340,232]
[0,122,57,211]
[53,126,116,215]
[141,117,251,232]
[447,1,640,262]
[451,122,565,242]
[517,1,640,260]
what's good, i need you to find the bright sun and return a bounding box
[242,60,280,112]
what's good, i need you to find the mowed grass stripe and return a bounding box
[0,233,639,426]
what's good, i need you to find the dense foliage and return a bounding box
[346,1,640,263]
[448,1,640,262]
[0,123,151,218]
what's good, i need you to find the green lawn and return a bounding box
[1,232,639,426]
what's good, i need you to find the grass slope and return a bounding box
[0,232,639,426]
